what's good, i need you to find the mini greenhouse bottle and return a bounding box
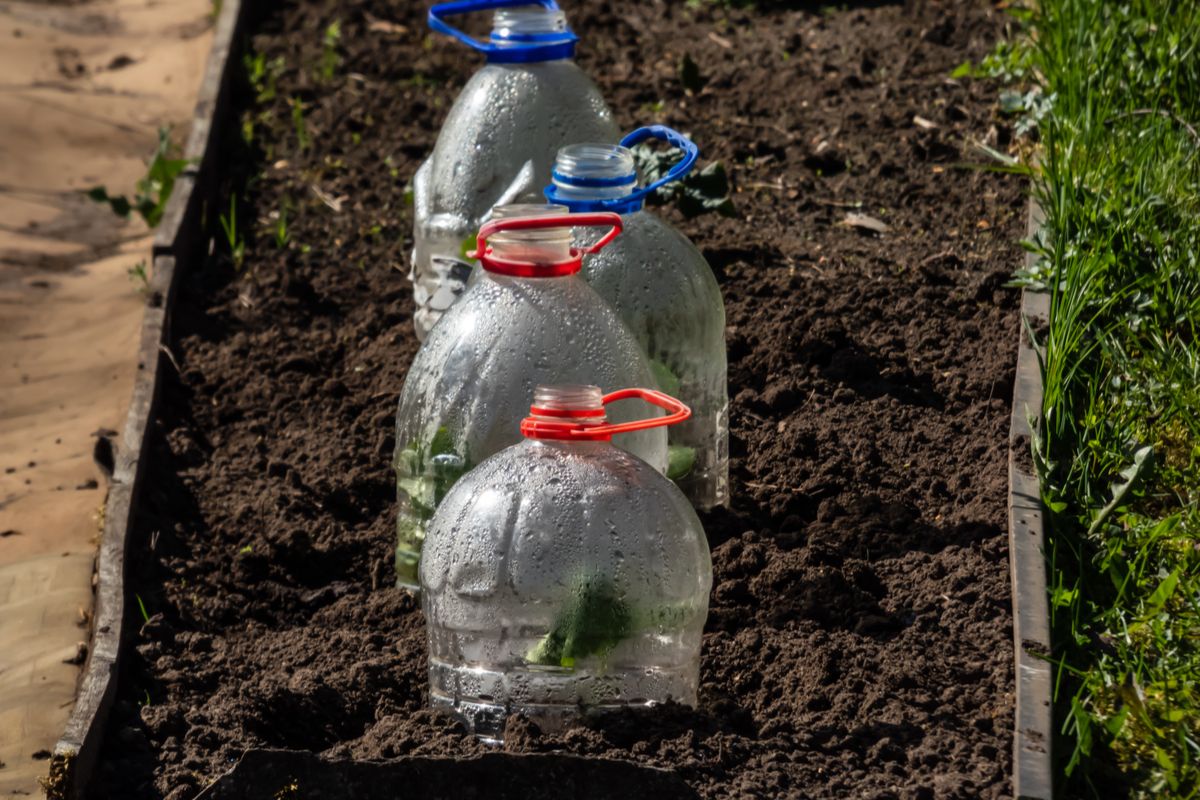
[421,385,712,742]
[545,127,729,510]
[408,0,621,340]
[392,213,667,592]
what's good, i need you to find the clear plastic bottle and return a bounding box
[421,384,712,741]
[409,0,621,340]
[545,126,729,510]
[393,213,666,591]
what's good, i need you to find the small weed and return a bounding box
[244,51,285,102]
[239,545,252,553]
[274,199,291,250]
[407,70,441,89]
[290,97,312,150]
[83,127,189,228]
[219,196,246,270]
[319,20,342,82]
[135,594,150,623]
[127,260,149,294]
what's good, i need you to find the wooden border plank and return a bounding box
[50,0,248,795]
[1008,198,1054,800]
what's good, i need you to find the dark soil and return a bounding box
[93,1,1025,798]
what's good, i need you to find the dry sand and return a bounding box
[0,0,214,792]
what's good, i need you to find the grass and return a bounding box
[318,20,342,83]
[219,195,246,271]
[976,0,1200,795]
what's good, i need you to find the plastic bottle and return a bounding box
[408,0,621,340]
[421,384,712,741]
[393,213,666,591]
[544,126,729,510]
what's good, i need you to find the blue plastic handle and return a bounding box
[617,126,700,208]
[544,125,700,213]
[428,0,578,63]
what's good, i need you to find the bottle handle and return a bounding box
[428,0,577,62]
[521,388,691,441]
[600,388,691,435]
[543,126,700,212]
[468,213,623,260]
[615,125,700,207]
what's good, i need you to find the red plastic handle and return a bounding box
[599,388,691,435]
[520,387,691,441]
[470,213,622,259]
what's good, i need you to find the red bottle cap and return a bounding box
[467,213,622,277]
[520,387,691,441]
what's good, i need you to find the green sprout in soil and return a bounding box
[290,97,312,150]
[318,20,342,82]
[274,199,291,250]
[135,593,150,623]
[407,70,442,90]
[219,195,246,271]
[245,50,285,102]
[83,127,188,228]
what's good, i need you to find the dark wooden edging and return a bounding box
[1008,199,1053,800]
[50,1,248,796]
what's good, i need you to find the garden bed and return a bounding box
[93,1,1027,798]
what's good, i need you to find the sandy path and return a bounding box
[0,0,213,792]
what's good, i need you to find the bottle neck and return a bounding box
[487,6,576,63]
[549,144,642,213]
[487,204,572,264]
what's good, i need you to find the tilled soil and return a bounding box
[93,1,1024,798]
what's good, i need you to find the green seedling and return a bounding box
[290,98,312,150]
[394,426,474,587]
[319,20,342,82]
[274,199,291,250]
[127,260,149,294]
[528,574,632,667]
[245,51,285,102]
[528,572,697,668]
[407,70,442,89]
[136,593,150,623]
[83,127,189,228]
[219,195,246,270]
